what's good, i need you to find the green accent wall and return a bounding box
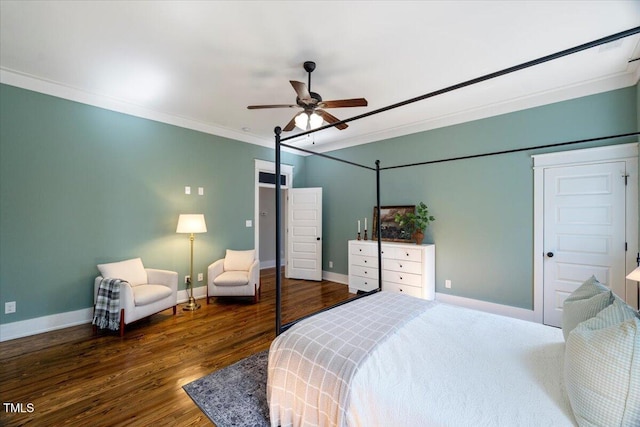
[0,84,305,324]
[306,86,638,310]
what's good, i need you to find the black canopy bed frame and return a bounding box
[272,26,640,336]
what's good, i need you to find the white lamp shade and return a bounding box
[294,112,309,130]
[176,214,207,233]
[309,112,323,129]
[626,266,640,281]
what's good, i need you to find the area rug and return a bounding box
[183,350,270,427]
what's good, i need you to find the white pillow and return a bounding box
[562,276,613,341]
[565,297,640,426]
[224,249,255,271]
[97,258,147,286]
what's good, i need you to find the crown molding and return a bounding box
[0,68,277,148]
[2,68,636,156]
[313,71,638,154]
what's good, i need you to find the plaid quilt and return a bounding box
[268,291,435,427]
[92,278,124,331]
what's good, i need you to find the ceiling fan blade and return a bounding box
[283,114,297,132]
[247,104,298,109]
[316,109,348,130]
[318,98,368,109]
[290,80,311,101]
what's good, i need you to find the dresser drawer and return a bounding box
[350,275,379,292]
[349,240,435,300]
[351,254,379,268]
[382,258,421,275]
[383,281,422,298]
[350,243,378,257]
[351,265,378,279]
[382,246,422,262]
[382,270,422,287]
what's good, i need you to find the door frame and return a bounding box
[532,142,639,323]
[254,159,293,268]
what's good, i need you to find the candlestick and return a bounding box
[357,232,361,240]
[364,229,368,240]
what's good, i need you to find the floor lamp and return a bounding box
[177,214,207,311]
[626,265,640,309]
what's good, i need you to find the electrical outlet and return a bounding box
[329,261,333,268]
[445,280,452,289]
[5,301,16,314]
[184,275,190,284]
[197,273,203,282]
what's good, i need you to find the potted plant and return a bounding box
[394,202,435,245]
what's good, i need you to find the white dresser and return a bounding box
[348,240,435,300]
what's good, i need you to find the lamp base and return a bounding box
[183,296,201,311]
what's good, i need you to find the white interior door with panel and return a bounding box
[533,143,638,327]
[542,161,626,327]
[286,188,323,281]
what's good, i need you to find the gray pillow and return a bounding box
[562,276,613,341]
[565,297,640,426]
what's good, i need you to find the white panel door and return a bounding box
[286,188,322,281]
[543,162,626,327]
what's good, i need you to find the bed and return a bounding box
[267,291,575,427]
[268,27,640,427]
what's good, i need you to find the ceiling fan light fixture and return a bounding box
[294,112,309,130]
[309,112,323,129]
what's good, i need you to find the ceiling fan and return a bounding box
[247,61,368,132]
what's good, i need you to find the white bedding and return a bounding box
[269,292,576,426]
[347,302,575,426]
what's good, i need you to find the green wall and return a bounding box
[0,84,305,324]
[307,86,638,310]
[1,82,638,325]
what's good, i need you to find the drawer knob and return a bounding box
[399,264,403,268]
[364,260,367,263]
[400,276,403,280]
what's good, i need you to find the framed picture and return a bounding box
[372,205,415,242]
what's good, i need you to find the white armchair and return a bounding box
[207,249,260,303]
[93,258,178,336]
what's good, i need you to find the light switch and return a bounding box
[197,273,203,282]
[245,220,252,227]
[185,186,191,195]
[198,187,204,196]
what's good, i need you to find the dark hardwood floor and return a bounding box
[0,268,354,426]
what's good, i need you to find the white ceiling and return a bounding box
[1,1,639,152]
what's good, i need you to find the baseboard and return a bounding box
[178,285,207,303]
[323,271,348,285]
[0,286,209,342]
[260,259,285,269]
[435,292,535,322]
[261,260,276,269]
[0,285,537,342]
[0,307,94,342]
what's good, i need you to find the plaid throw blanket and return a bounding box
[92,278,124,331]
[268,291,435,427]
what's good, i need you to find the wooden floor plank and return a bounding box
[0,268,354,426]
